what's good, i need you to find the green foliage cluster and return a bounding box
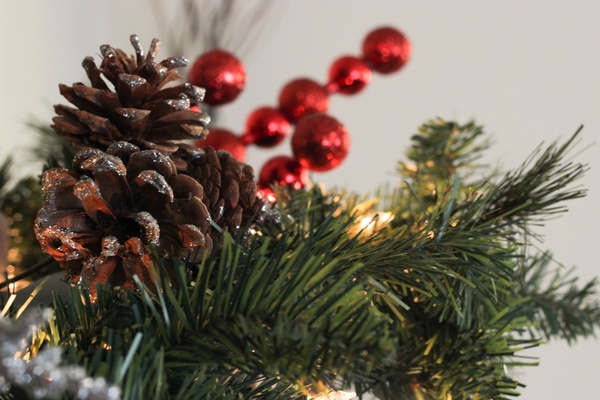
[1,119,599,400]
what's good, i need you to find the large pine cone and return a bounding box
[186,146,265,247]
[52,35,209,164]
[34,142,212,293]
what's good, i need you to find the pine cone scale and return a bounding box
[82,56,109,89]
[113,108,150,136]
[73,176,117,228]
[117,74,151,106]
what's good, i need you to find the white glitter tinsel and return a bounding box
[0,309,121,399]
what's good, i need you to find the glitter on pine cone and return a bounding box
[34,142,212,294]
[52,35,210,163]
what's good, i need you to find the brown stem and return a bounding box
[0,256,55,290]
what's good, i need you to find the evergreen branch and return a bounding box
[480,126,587,227]
[7,116,596,399]
[400,119,491,180]
[30,233,396,398]
[519,252,600,344]
[0,156,12,198]
[26,119,76,170]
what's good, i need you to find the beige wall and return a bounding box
[1,1,599,398]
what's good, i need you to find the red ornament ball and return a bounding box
[243,106,291,148]
[291,113,350,172]
[258,155,308,192]
[278,78,329,123]
[327,55,372,95]
[188,49,246,106]
[195,128,247,161]
[362,26,411,74]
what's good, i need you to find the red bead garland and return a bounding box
[278,78,329,123]
[188,49,246,105]
[327,56,372,95]
[189,26,410,197]
[362,26,411,74]
[291,113,349,172]
[258,155,308,195]
[243,106,291,148]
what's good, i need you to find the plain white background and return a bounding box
[1,1,598,398]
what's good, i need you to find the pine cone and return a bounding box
[186,146,265,247]
[34,142,212,294]
[52,35,209,165]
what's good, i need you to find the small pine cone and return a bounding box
[52,35,209,165]
[34,142,212,294]
[186,146,265,247]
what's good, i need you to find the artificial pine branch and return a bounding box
[26,120,77,171]
[344,119,595,399]
[479,125,586,228]
[518,252,600,344]
[0,157,12,196]
[25,229,395,399]
[4,117,598,400]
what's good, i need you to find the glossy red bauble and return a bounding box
[243,106,291,148]
[195,128,247,161]
[258,155,308,191]
[291,113,350,172]
[278,78,329,123]
[362,26,411,74]
[327,55,372,95]
[188,49,246,106]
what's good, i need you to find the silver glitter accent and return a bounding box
[106,141,140,155]
[180,224,205,249]
[80,154,126,176]
[136,170,174,200]
[73,149,105,172]
[161,56,189,69]
[165,97,189,111]
[147,38,160,61]
[41,168,69,194]
[0,310,121,399]
[100,44,116,58]
[129,34,144,59]
[73,176,99,201]
[133,211,160,245]
[35,226,84,262]
[189,84,206,103]
[40,168,76,205]
[101,236,121,258]
[119,74,147,89]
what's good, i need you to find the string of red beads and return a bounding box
[188,26,411,200]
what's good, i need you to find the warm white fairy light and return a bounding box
[308,389,357,400]
[352,211,395,237]
[0,212,9,277]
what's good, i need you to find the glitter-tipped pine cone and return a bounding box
[34,142,212,292]
[52,34,210,165]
